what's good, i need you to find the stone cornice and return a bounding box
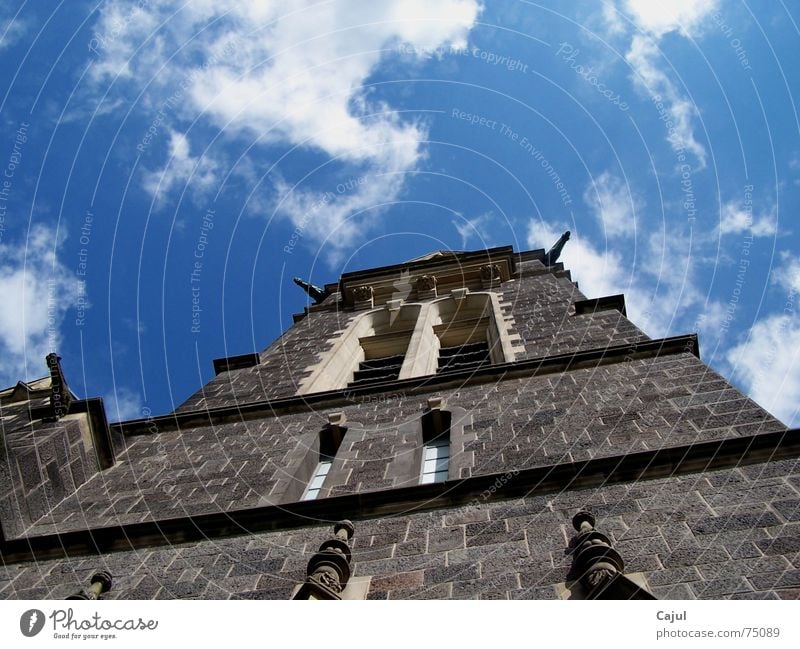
[338,246,517,288]
[1,426,795,563]
[113,334,699,436]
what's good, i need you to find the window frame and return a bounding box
[420,437,450,484]
[301,458,334,500]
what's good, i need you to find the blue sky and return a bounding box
[0,0,798,426]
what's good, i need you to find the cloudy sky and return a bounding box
[0,0,798,426]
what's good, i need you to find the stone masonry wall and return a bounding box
[3,458,799,600]
[176,269,648,412]
[0,399,96,539]
[499,268,647,359]
[21,353,785,537]
[177,308,358,412]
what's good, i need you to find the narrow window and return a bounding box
[420,438,450,484]
[302,459,333,500]
[419,404,451,485]
[297,413,346,502]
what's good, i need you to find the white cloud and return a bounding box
[600,3,627,36]
[623,0,718,38]
[719,200,776,238]
[452,211,494,248]
[141,130,219,205]
[723,252,800,427]
[726,314,800,427]
[104,386,143,422]
[90,1,481,259]
[772,251,800,296]
[527,220,704,338]
[583,171,640,238]
[274,170,407,266]
[0,226,83,386]
[603,0,717,167]
[625,34,707,167]
[0,14,28,51]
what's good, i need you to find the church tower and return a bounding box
[1,242,798,600]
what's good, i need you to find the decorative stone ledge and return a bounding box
[112,333,700,436]
[2,426,796,562]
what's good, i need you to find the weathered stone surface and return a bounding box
[1,249,796,601]
[0,461,797,599]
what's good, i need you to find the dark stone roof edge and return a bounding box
[116,334,698,436]
[338,246,517,285]
[574,294,627,317]
[291,254,561,322]
[2,426,794,563]
[213,353,260,375]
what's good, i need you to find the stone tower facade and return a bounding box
[1,245,799,600]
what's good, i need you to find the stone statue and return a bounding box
[417,275,437,291]
[352,285,373,302]
[480,264,501,281]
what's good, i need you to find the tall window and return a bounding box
[419,405,451,485]
[302,459,333,501]
[297,290,516,396]
[420,438,450,484]
[429,292,514,376]
[296,415,346,502]
[298,305,420,394]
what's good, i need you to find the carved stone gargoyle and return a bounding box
[544,230,570,266]
[293,277,328,304]
[45,353,72,420]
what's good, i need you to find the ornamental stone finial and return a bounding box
[66,570,112,600]
[567,509,657,599]
[294,521,356,600]
[570,509,623,594]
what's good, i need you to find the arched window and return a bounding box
[298,304,421,394]
[297,290,517,395]
[401,291,518,379]
[280,414,348,503]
